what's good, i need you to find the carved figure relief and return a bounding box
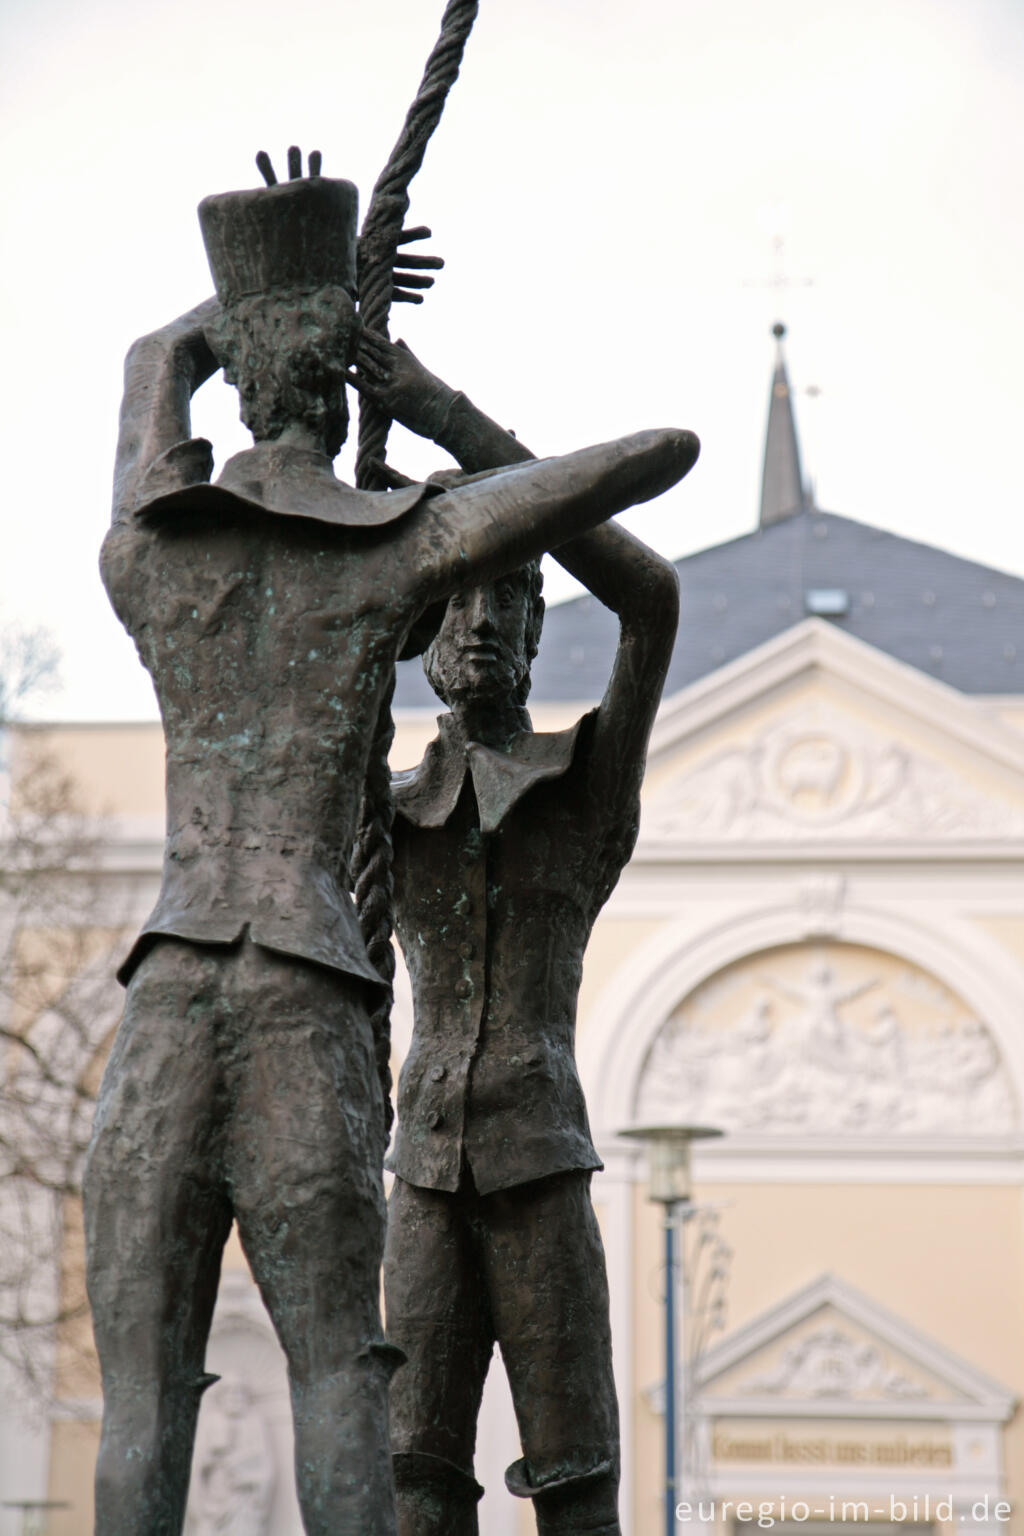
[184,1270,301,1536]
[738,1325,931,1401]
[190,1380,275,1535]
[644,705,1024,842]
[635,942,1016,1134]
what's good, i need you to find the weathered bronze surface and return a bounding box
[85,157,697,1535]
[351,334,690,1534]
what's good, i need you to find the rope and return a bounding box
[356,0,480,491]
[351,0,480,1142]
[353,671,398,1140]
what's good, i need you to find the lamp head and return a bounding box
[618,1124,724,1206]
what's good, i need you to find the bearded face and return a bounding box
[425,567,543,710]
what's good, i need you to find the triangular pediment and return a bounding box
[700,1274,1015,1422]
[639,621,1024,851]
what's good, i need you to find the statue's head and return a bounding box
[424,562,545,711]
[199,151,359,458]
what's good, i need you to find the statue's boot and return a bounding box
[506,1457,622,1536]
[394,1450,484,1536]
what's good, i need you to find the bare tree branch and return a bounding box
[0,627,128,1408]
[0,625,61,723]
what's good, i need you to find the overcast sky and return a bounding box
[3,0,1023,720]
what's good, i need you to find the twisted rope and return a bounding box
[352,0,480,1138]
[356,0,480,490]
[353,671,398,1138]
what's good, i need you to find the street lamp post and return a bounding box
[2,1503,70,1536]
[619,1124,724,1536]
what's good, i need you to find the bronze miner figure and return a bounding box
[350,332,689,1536]
[85,155,698,1536]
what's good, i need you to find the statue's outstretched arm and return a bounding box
[111,300,220,525]
[403,426,695,618]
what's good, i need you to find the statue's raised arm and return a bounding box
[110,299,219,525]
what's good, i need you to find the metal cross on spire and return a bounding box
[745,204,816,311]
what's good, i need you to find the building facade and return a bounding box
[3,331,1024,1535]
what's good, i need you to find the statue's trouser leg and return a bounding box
[484,1173,622,1535]
[224,940,396,1536]
[384,1178,491,1536]
[86,937,397,1536]
[84,940,234,1536]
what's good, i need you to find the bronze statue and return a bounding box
[349,332,689,1535]
[84,155,698,1536]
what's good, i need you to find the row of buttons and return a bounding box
[422,1044,544,1134]
[441,935,476,959]
[428,837,478,1132]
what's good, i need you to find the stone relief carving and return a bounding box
[643,706,1024,842]
[184,1271,300,1536]
[738,1324,932,1401]
[635,942,1017,1135]
[190,1378,276,1536]
[797,873,847,936]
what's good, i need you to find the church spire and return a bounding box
[759,321,808,527]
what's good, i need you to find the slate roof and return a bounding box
[394,326,1024,710]
[393,508,1024,708]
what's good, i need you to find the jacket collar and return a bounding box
[393,711,589,834]
[134,437,434,530]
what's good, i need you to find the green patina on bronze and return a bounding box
[85,11,699,1534]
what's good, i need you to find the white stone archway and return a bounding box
[582,898,1024,1170]
[580,897,1024,1535]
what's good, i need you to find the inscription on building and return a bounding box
[712,1431,953,1468]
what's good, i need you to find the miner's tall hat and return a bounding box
[198,148,359,305]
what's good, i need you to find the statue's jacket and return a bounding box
[101,437,437,988]
[388,711,639,1196]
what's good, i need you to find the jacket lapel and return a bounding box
[393,714,590,833]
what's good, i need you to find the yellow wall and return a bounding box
[13,723,164,819]
[630,1181,1024,1529]
[10,661,1024,1534]
[46,1421,100,1536]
